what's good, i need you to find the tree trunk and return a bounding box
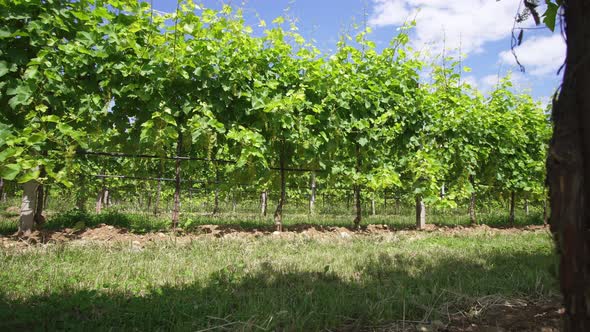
[383,190,387,212]
[273,150,286,232]
[172,135,182,229]
[415,196,426,230]
[232,191,237,213]
[509,191,515,226]
[18,180,39,236]
[524,199,529,216]
[546,2,590,329]
[0,178,4,203]
[371,197,376,216]
[260,190,267,216]
[469,175,477,225]
[309,172,316,215]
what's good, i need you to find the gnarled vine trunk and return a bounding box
[19,180,39,236]
[415,196,426,230]
[96,186,105,214]
[547,1,590,329]
[34,183,44,225]
[260,190,267,216]
[353,185,361,227]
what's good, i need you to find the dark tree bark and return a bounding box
[34,167,47,225]
[0,178,4,203]
[546,1,590,329]
[543,191,549,227]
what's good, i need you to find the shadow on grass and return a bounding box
[44,210,168,233]
[0,250,558,331]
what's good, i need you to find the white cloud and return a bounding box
[499,34,565,76]
[480,74,500,93]
[462,75,478,89]
[369,0,527,57]
[464,72,530,95]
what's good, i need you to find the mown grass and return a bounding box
[0,230,557,331]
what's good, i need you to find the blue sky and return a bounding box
[151,0,564,104]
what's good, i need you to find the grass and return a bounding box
[0,229,558,331]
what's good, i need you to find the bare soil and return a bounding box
[365,298,563,332]
[444,298,563,332]
[0,223,551,250]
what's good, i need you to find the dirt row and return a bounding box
[0,222,550,249]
